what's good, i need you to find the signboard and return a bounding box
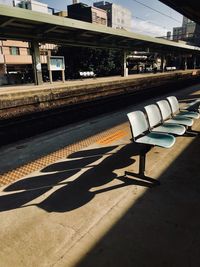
[48,56,65,71]
[48,56,65,83]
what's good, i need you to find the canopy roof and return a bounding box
[0,4,200,54]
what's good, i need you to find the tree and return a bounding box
[56,46,122,79]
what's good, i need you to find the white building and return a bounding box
[93,1,132,31]
[0,0,13,5]
[14,0,49,13]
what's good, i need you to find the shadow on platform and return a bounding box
[0,143,155,213]
[73,136,200,267]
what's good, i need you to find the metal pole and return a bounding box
[139,153,146,176]
[49,70,53,84]
[193,55,197,69]
[184,56,188,70]
[62,70,65,83]
[122,50,128,77]
[161,54,166,72]
[31,41,43,85]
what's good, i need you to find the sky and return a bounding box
[41,0,183,37]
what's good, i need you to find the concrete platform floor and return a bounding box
[0,84,200,267]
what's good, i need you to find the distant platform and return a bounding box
[0,69,199,120]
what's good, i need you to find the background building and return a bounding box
[0,41,57,85]
[173,16,200,46]
[14,0,49,13]
[93,1,132,31]
[67,2,107,26]
[0,0,57,85]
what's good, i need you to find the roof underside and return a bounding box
[0,5,200,54]
[159,0,200,25]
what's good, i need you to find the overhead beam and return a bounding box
[0,18,14,27]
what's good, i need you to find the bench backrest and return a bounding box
[127,111,148,139]
[144,104,162,128]
[156,100,172,120]
[167,96,179,114]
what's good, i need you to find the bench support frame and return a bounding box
[125,145,160,185]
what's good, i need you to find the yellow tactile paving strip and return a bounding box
[0,123,130,187]
[97,130,128,145]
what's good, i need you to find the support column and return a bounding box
[122,50,128,77]
[193,55,197,69]
[31,41,43,85]
[161,54,166,72]
[184,56,188,70]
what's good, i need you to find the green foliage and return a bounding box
[56,46,122,79]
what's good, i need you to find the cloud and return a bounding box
[131,18,168,37]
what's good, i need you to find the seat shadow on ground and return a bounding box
[0,143,153,213]
[74,137,200,267]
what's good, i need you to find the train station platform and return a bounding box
[0,83,200,267]
[0,69,199,121]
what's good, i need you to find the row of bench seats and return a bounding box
[126,96,200,180]
[79,71,96,79]
[166,66,177,71]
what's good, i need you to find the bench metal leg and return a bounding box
[139,152,146,176]
[125,145,160,185]
[186,126,199,136]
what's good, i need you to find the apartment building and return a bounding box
[67,2,107,26]
[13,0,49,13]
[93,1,132,31]
[173,16,200,45]
[0,40,57,85]
[0,0,58,84]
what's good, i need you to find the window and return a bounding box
[40,50,48,56]
[101,18,106,25]
[9,47,20,55]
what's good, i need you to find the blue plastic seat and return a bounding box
[127,111,175,148]
[144,104,186,135]
[156,100,193,127]
[167,96,200,119]
[127,111,175,178]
